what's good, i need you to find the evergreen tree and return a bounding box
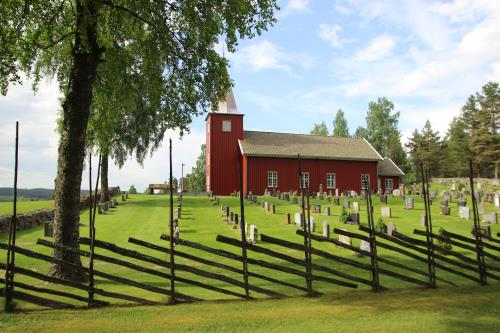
[444,117,470,177]
[310,121,329,136]
[406,120,445,177]
[386,132,409,173]
[332,109,349,137]
[366,97,400,157]
[185,144,206,192]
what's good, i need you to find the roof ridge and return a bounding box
[243,130,364,140]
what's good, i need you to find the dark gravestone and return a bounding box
[324,206,331,216]
[272,204,276,214]
[285,213,291,225]
[472,225,491,238]
[230,211,234,222]
[44,222,53,237]
[441,206,450,215]
[380,195,387,204]
[440,199,449,207]
[343,199,350,209]
[457,198,467,208]
[333,197,340,205]
[234,214,239,225]
[349,212,359,225]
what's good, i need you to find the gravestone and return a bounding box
[477,182,482,189]
[478,202,486,215]
[285,213,291,225]
[380,195,387,204]
[495,194,500,208]
[261,201,265,208]
[441,206,451,215]
[294,213,303,227]
[472,225,490,238]
[349,212,359,225]
[392,189,401,197]
[309,217,315,233]
[249,225,258,244]
[420,215,427,227]
[458,206,470,220]
[405,197,414,209]
[350,190,357,197]
[226,206,230,218]
[457,198,467,207]
[386,222,397,236]
[174,226,180,240]
[333,197,340,205]
[343,199,350,209]
[485,192,494,203]
[292,197,298,204]
[440,199,449,207]
[44,222,53,237]
[381,207,391,218]
[335,188,339,197]
[271,204,276,214]
[313,205,321,214]
[324,206,331,216]
[451,183,456,191]
[476,190,483,203]
[483,213,497,224]
[352,202,359,212]
[322,221,329,238]
[360,240,371,253]
[339,231,352,246]
[429,191,437,200]
[177,206,182,219]
[234,214,239,225]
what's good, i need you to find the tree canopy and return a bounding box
[310,121,329,136]
[185,144,206,192]
[366,97,400,158]
[332,109,349,137]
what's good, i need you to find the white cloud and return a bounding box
[354,34,396,62]
[230,40,313,78]
[318,24,344,48]
[281,0,311,16]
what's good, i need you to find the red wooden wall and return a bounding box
[206,113,244,195]
[379,176,400,194]
[244,156,378,195]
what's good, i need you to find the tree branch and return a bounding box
[101,0,158,29]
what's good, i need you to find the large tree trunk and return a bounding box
[100,152,110,203]
[49,0,102,281]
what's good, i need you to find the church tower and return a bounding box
[205,88,244,194]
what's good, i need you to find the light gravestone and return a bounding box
[308,217,315,233]
[249,225,258,244]
[338,231,352,247]
[352,202,359,212]
[429,191,437,200]
[459,206,470,220]
[478,202,486,215]
[392,189,401,197]
[483,213,497,224]
[457,198,467,207]
[381,207,391,218]
[495,194,500,208]
[405,197,414,209]
[343,199,350,209]
[294,213,303,227]
[360,240,371,253]
[324,206,331,216]
[386,222,397,236]
[420,215,427,227]
[322,221,329,238]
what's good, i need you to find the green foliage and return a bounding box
[437,227,452,252]
[310,121,329,136]
[366,97,400,157]
[339,207,349,224]
[354,126,368,139]
[332,109,349,137]
[128,185,137,194]
[185,144,206,192]
[457,183,465,192]
[375,217,387,234]
[406,120,446,178]
[444,117,470,177]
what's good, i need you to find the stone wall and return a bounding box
[432,178,499,186]
[0,186,121,234]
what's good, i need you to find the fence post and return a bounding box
[366,186,380,291]
[168,139,176,304]
[421,164,436,287]
[88,154,101,307]
[298,155,313,296]
[4,121,19,312]
[238,158,250,298]
[469,160,487,285]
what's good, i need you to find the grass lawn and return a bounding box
[0,200,54,216]
[0,189,499,331]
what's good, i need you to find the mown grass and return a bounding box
[0,189,499,332]
[0,200,54,216]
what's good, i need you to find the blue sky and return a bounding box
[1,0,499,191]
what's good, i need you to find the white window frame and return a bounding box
[300,172,310,189]
[222,120,231,132]
[267,171,278,188]
[361,174,370,190]
[326,173,336,189]
[385,178,393,191]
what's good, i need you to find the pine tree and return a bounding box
[406,120,445,177]
[444,117,470,177]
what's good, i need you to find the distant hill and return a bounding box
[0,188,89,202]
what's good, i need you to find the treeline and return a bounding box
[310,81,499,181]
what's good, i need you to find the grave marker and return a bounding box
[386,222,397,236]
[322,221,329,238]
[381,207,391,218]
[324,206,331,216]
[360,240,371,253]
[483,213,497,224]
[405,197,414,209]
[441,206,450,215]
[343,199,350,209]
[458,206,470,220]
[338,230,352,246]
[352,202,359,212]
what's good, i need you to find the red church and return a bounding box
[206,89,404,195]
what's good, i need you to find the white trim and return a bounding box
[326,173,336,189]
[267,171,278,187]
[238,139,245,155]
[363,138,384,161]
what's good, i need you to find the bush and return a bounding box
[128,185,137,194]
[375,217,387,234]
[339,207,349,224]
[457,183,465,192]
[437,227,452,252]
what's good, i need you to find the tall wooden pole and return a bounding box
[421,163,436,287]
[238,157,250,298]
[168,139,176,304]
[4,121,19,311]
[366,186,380,291]
[469,160,487,285]
[298,154,312,296]
[88,154,101,307]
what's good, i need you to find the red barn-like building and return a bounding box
[206,89,404,195]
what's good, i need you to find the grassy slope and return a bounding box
[0,200,54,216]
[0,191,499,331]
